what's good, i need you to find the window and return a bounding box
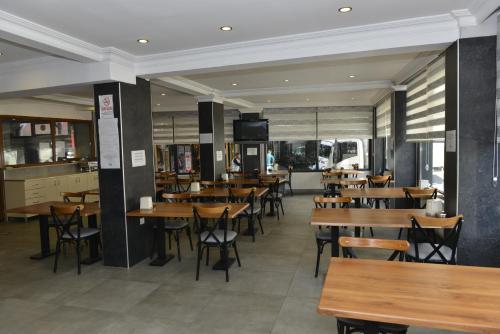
[267,141,317,172]
[2,118,93,166]
[318,139,370,170]
[419,142,444,191]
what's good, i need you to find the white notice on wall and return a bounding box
[247,147,258,156]
[131,150,146,167]
[216,150,223,161]
[98,95,114,119]
[446,130,456,152]
[200,133,213,144]
[98,118,121,169]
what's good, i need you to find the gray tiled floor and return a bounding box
[0,194,463,334]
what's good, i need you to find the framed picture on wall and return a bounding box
[34,123,51,135]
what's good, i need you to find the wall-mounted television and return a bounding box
[233,119,269,142]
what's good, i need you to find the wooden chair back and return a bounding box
[404,187,437,208]
[367,175,391,188]
[61,192,85,203]
[339,179,367,188]
[200,180,218,188]
[339,236,410,261]
[313,196,352,208]
[162,192,191,202]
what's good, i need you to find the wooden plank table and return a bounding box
[6,201,101,263]
[318,258,500,333]
[321,178,368,185]
[127,202,249,267]
[310,208,426,256]
[190,187,268,198]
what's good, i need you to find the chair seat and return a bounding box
[316,228,353,241]
[338,318,409,332]
[62,227,100,239]
[407,243,454,262]
[164,220,189,230]
[238,207,261,217]
[200,230,237,244]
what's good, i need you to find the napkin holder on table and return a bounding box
[140,196,153,210]
[221,173,229,181]
[425,199,443,217]
[191,182,200,192]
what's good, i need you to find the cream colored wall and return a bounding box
[0,98,92,120]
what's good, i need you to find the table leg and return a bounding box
[81,214,102,265]
[266,197,276,216]
[213,248,236,270]
[30,215,55,260]
[354,198,361,208]
[150,218,174,266]
[330,226,340,257]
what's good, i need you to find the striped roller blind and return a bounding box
[224,109,240,142]
[406,55,446,142]
[263,108,316,141]
[317,106,373,140]
[152,113,174,144]
[375,95,392,138]
[172,111,199,144]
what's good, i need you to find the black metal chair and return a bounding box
[403,187,437,209]
[61,192,86,203]
[193,205,241,282]
[151,192,193,261]
[337,236,410,334]
[229,187,263,242]
[313,196,353,277]
[284,165,294,196]
[367,175,391,209]
[50,204,100,275]
[406,215,463,264]
[261,178,285,220]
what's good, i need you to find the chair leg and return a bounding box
[233,242,241,267]
[76,239,81,275]
[168,231,172,250]
[175,231,181,261]
[53,240,61,273]
[315,240,321,278]
[257,215,264,235]
[289,183,294,196]
[196,244,202,281]
[186,226,194,251]
[370,227,375,237]
[205,247,210,266]
[280,200,285,216]
[223,246,229,282]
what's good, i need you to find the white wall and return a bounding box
[0,98,92,120]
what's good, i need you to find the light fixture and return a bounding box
[161,93,166,96]
[284,79,289,82]
[338,6,352,13]
[306,98,310,102]
[156,103,161,106]
[267,99,272,103]
[231,82,238,86]
[349,75,356,78]
[220,26,232,31]
[137,38,149,44]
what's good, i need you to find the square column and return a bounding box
[198,96,225,181]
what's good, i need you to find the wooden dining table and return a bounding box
[310,208,426,256]
[318,258,500,333]
[6,201,101,263]
[127,202,249,267]
[190,187,268,198]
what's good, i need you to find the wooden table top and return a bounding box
[321,178,368,185]
[190,187,268,198]
[84,189,100,196]
[341,187,412,199]
[156,178,193,185]
[318,258,500,333]
[6,201,100,217]
[325,169,364,175]
[310,208,426,228]
[127,202,249,219]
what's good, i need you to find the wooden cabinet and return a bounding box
[5,172,99,220]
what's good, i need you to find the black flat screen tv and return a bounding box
[233,119,269,142]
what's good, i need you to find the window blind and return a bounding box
[263,108,316,141]
[317,106,373,140]
[375,95,391,138]
[406,55,446,142]
[224,109,240,142]
[172,111,199,144]
[152,113,173,144]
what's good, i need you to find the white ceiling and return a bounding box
[0,0,474,55]
[0,40,47,63]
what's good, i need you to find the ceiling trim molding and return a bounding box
[135,14,459,76]
[196,95,224,104]
[221,81,393,97]
[468,0,500,23]
[33,93,94,106]
[451,9,477,27]
[257,101,373,109]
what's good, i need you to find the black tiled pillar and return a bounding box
[198,97,225,181]
[94,78,155,267]
[444,36,500,267]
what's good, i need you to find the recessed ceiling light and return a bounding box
[267,99,272,103]
[351,97,356,100]
[349,75,356,78]
[231,82,238,86]
[284,79,289,82]
[156,103,161,106]
[220,26,233,31]
[338,6,352,13]
[137,38,149,44]
[161,93,166,96]
[306,98,311,102]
